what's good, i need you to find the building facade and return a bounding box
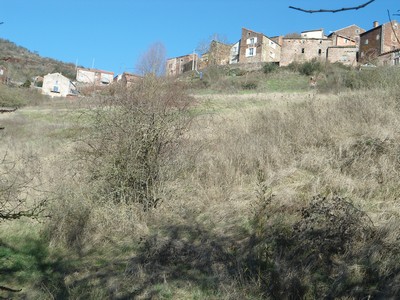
[280,37,332,66]
[166,54,198,76]
[114,72,143,87]
[42,73,77,97]
[327,46,358,66]
[206,40,232,66]
[238,28,281,64]
[230,41,240,64]
[359,20,400,63]
[76,68,114,85]
[301,29,325,39]
[329,25,365,47]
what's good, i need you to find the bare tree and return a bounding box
[135,42,166,77]
[289,0,376,13]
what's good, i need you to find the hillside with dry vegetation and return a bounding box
[0,38,76,82]
[1,61,400,299]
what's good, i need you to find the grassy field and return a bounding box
[1,67,400,299]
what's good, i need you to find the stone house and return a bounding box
[359,20,400,63]
[378,48,400,66]
[328,24,365,47]
[280,29,332,66]
[166,53,198,76]
[204,40,231,66]
[326,46,358,66]
[42,73,77,98]
[76,67,114,85]
[238,28,281,64]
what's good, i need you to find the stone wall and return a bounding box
[327,46,358,66]
[280,38,332,66]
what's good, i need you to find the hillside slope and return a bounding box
[0,38,76,82]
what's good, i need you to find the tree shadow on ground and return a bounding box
[69,222,242,299]
[0,237,72,299]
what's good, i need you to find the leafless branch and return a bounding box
[289,0,375,13]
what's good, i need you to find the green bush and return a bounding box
[263,62,278,74]
[299,59,323,76]
[21,80,31,88]
[227,68,246,76]
[241,81,258,90]
[288,59,323,76]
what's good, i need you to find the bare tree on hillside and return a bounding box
[135,42,166,77]
[289,0,376,13]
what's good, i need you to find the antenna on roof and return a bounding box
[91,58,95,69]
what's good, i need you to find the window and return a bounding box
[318,49,322,55]
[246,47,256,57]
[301,48,305,54]
[247,37,257,45]
[365,39,369,45]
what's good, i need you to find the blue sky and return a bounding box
[0,0,397,75]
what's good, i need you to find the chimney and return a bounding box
[373,21,379,28]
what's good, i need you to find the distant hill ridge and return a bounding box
[0,38,76,82]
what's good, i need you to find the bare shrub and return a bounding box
[0,151,46,222]
[82,76,193,211]
[248,193,378,299]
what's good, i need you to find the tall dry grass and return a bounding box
[3,67,400,298]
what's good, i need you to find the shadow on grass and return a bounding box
[68,223,241,299]
[0,237,72,299]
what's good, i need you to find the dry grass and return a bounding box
[1,73,400,298]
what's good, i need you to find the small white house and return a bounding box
[76,67,114,85]
[42,73,77,97]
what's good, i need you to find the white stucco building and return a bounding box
[76,67,114,85]
[42,73,77,97]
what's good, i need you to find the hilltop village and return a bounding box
[1,20,399,99]
[167,20,400,76]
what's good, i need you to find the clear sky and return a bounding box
[0,0,397,75]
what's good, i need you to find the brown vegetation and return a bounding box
[1,65,400,299]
